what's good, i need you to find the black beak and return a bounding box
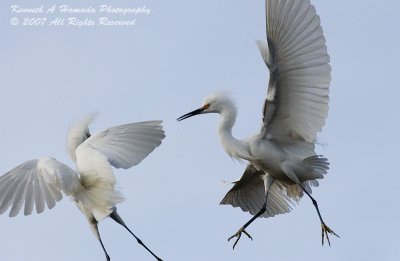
[177,108,204,121]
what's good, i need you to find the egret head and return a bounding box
[177,91,237,121]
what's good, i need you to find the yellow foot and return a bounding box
[227,227,253,249]
[321,222,340,246]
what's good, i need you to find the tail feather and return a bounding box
[285,155,329,197]
[303,155,329,179]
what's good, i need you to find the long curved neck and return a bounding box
[217,106,247,159]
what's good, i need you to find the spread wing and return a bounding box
[220,164,299,218]
[0,157,81,217]
[259,0,331,142]
[81,121,165,169]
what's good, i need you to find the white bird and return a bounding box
[0,114,165,260]
[178,0,338,249]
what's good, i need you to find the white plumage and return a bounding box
[0,114,165,261]
[178,0,338,249]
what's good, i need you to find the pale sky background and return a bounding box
[1,0,399,260]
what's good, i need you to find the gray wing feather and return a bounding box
[260,0,331,142]
[38,173,56,210]
[84,121,165,169]
[24,172,35,216]
[33,174,45,214]
[0,158,81,217]
[9,175,30,217]
[0,180,19,214]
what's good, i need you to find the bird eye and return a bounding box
[202,103,210,110]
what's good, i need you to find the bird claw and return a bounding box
[228,227,253,249]
[321,222,340,246]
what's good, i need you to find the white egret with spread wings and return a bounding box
[178,0,338,249]
[0,114,165,260]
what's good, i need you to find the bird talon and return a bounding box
[321,223,339,246]
[228,227,252,249]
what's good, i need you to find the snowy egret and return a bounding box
[0,114,165,260]
[178,0,338,249]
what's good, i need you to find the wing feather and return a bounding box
[45,183,63,202]
[260,0,331,142]
[33,174,45,214]
[0,158,81,217]
[82,121,165,169]
[38,173,56,210]
[0,180,19,214]
[9,176,29,217]
[24,173,35,216]
[220,164,298,218]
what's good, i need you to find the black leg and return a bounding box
[89,219,111,261]
[99,235,111,261]
[299,184,340,246]
[109,210,163,261]
[227,194,269,249]
[228,176,273,249]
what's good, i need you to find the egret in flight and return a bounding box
[178,0,338,249]
[0,114,165,260]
